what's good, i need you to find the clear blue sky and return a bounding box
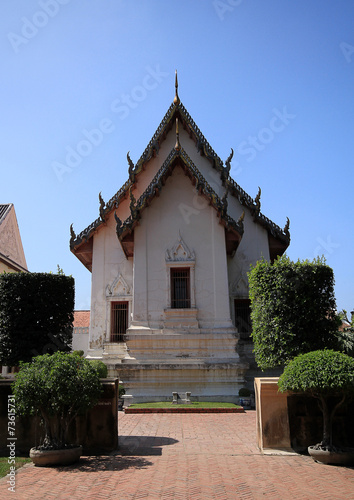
[1,1,353,314]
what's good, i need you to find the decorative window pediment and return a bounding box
[165,233,195,263]
[230,276,249,296]
[106,273,132,297]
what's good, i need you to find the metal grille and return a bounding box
[234,299,252,339]
[171,268,190,309]
[111,301,128,342]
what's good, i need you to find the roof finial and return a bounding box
[173,69,180,106]
[175,117,181,150]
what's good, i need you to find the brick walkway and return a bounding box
[1,411,354,499]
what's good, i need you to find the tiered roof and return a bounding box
[70,74,290,269]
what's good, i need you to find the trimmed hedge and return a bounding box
[248,255,339,370]
[0,272,74,365]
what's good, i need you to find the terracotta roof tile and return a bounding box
[73,310,90,328]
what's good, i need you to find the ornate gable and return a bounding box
[165,233,196,263]
[115,146,244,258]
[70,73,290,269]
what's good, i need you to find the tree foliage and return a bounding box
[278,350,354,447]
[336,309,354,356]
[0,272,74,365]
[13,352,102,449]
[88,359,108,378]
[248,255,339,370]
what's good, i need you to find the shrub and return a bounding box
[248,255,339,369]
[73,350,85,357]
[239,388,251,397]
[278,350,354,448]
[0,272,74,366]
[13,352,102,450]
[88,360,108,378]
[119,384,125,398]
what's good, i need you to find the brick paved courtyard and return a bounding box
[1,411,354,499]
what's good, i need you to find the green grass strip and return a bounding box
[128,401,241,409]
[0,457,31,479]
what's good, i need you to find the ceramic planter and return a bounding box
[308,446,354,466]
[30,445,83,467]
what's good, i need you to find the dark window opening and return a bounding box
[171,268,190,309]
[111,301,128,342]
[234,299,252,339]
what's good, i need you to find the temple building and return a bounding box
[70,74,290,402]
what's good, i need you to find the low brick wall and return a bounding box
[125,407,245,414]
[0,378,118,455]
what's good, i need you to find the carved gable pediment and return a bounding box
[165,233,195,262]
[106,273,131,297]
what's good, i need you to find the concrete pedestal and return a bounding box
[254,377,294,454]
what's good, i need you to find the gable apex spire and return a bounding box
[173,69,180,106]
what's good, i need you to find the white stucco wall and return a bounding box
[132,165,233,329]
[227,195,270,294]
[90,213,133,348]
[88,125,273,348]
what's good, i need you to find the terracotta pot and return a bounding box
[30,446,83,467]
[308,446,354,466]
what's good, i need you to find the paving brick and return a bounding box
[1,411,354,499]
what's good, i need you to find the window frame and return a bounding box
[110,300,129,343]
[165,261,196,310]
[170,267,191,309]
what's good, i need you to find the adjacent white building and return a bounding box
[70,75,290,402]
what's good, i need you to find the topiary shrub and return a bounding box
[119,384,125,398]
[88,360,108,378]
[73,350,84,357]
[248,256,339,370]
[239,388,251,397]
[13,352,102,450]
[0,272,74,366]
[278,350,354,450]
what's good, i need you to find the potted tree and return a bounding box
[278,349,354,465]
[13,352,102,466]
